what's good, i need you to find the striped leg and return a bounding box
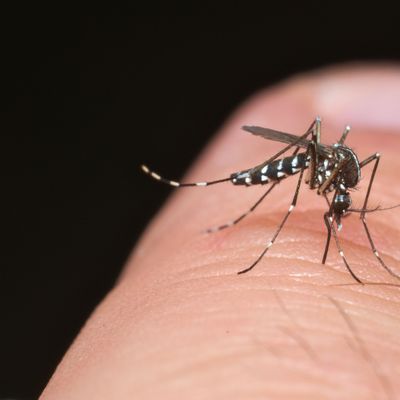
[338,125,351,145]
[206,183,278,233]
[141,164,231,187]
[321,192,337,265]
[321,190,363,283]
[324,212,363,283]
[305,116,321,189]
[359,153,400,280]
[237,149,308,275]
[322,212,332,265]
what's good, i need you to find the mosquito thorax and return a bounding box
[332,144,361,189]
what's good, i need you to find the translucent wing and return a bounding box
[242,125,332,157]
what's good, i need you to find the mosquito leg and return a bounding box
[322,193,336,264]
[292,146,301,156]
[359,152,379,169]
[206,183,278,233]
[338,125,351,145]
[305,117,321,190]
[361,215,400,279]
[304,117,320,189]
[322,212,332,264]
[305,137,317,189]
[141,164,231,187]
[359,153,400,279]
[321,188,363,283]
[327,214,363,284]
[312,117,322,182]
[317,158,347,195]
[237,149,308,275]
[360,152,380,210]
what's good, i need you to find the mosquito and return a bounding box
[141,117,399,284]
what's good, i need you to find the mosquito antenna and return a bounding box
[141,164,231,187]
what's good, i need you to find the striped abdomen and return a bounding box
[231,153,309,186]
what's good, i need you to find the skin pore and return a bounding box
[41,65,400,400]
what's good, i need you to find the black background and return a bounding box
[2,6,400,399]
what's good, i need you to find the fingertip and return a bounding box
[42,64,400,400]
[312,63,400,131]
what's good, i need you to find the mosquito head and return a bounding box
[333,190,352,230]
[333,191,352,214]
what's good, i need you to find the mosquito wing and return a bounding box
[242,125,332,157]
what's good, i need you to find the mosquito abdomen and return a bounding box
[231,153,309,186]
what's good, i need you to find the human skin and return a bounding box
[41,65,400,400]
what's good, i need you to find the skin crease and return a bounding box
[41,65,400,400]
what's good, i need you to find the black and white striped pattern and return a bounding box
[141,164,231,187]
[230,153,309,186]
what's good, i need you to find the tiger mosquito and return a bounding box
[142,117,399,284]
